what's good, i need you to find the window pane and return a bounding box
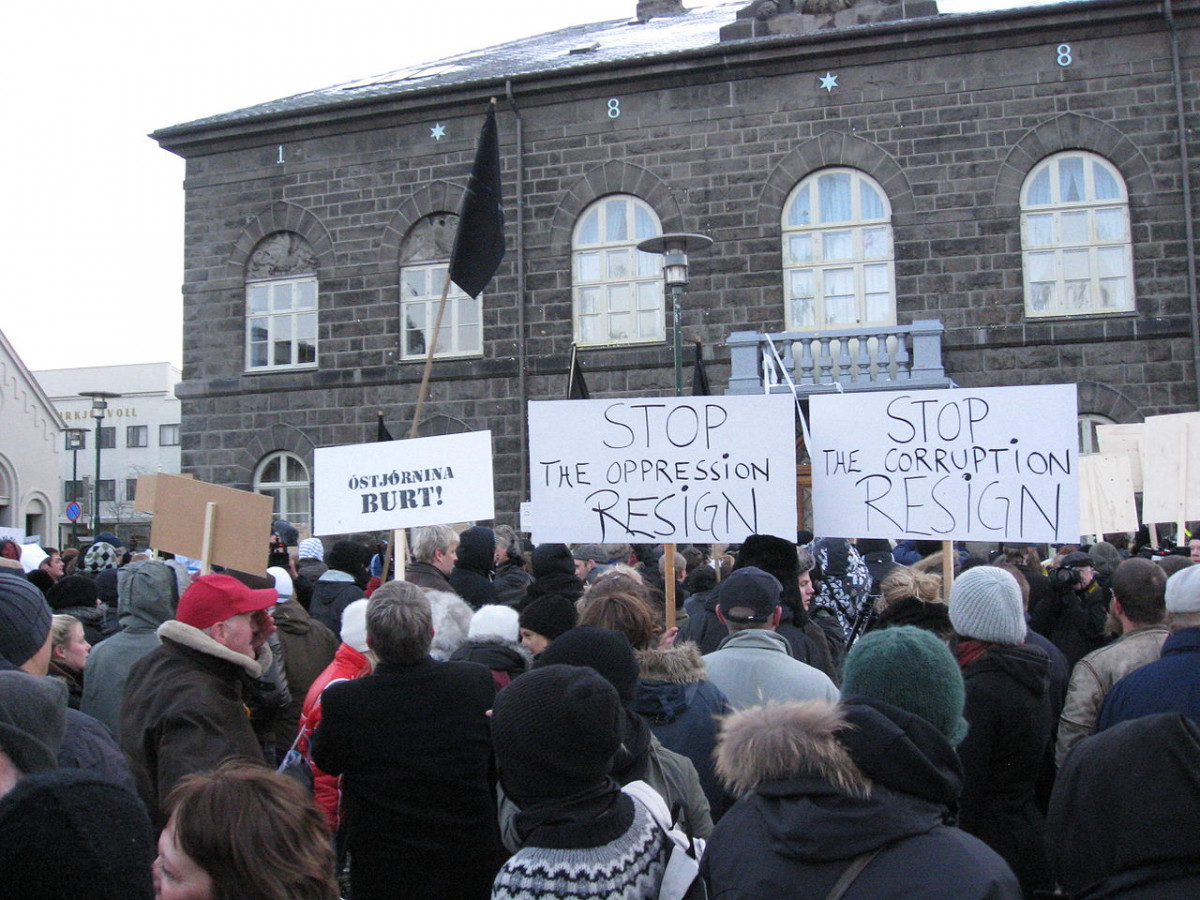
[1093,162,1120,200]
[635,250,660,278]
[634,205,658,239]
[866,292,891,323]
[823,231,852,261]
[1095,208,1126,242]
[577,252,602,283]
[636,282,661,311]
[272,283,294,311]
[1097,246,1125,278]
[577,209,599,245]
[297,312,317,341]
[1061,211,1089,245]
[1027,251,1055,283]
[1059,156,1085,202]
[297,339,316,365]
[1029,282,1054,313]
[579,315,598,342]
[578,287,599,315]
[297,280,317,308]
[787,235,813,265]
[248,285,270,313]
[792,297,816,328]
[402,269,425,297]
[825,268,854,297]
[863,264,889,293]
[1026,168,1051,206]
[605,199,628,241]
[862,227,889,259]
[1100,277,1128,308]
[787,185,811,226]
[818,172,852,223]
[1063,249,1090,280]
[608,284,631,312]
[1025,214,1054,247]
[99,427,116,449]
[860,182,884,219]
[790,270,814,301]
[638,309,659,338]
[459,323,481,353]
[456,296,479,326]
[1065,280,1090,310]
[609,312,632,340]
[606,249,630,280]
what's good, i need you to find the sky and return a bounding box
[2,0,1058,374]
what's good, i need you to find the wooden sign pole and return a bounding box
[200,502,218,576]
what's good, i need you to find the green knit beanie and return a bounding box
[842,625,968,746]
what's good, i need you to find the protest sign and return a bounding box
[145,474,273,574]
[1079,452,1138,537]
[528,395,796,544]
[810,384,1079,543]
[313,431,494,536]
[1139,412,1200,526]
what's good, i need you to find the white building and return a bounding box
[0,329,65,546]
[33,363,182,549]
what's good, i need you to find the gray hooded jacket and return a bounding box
[80,560,179,735]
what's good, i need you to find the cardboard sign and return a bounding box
[313,431,494,536]
[810,384,1080,543]
[528,395,797,544]
[1079,452,1138,536]
[1095,423,1144,493]
[144,474,273,574]
[134,472,193,514]
[1140,412,1200,525]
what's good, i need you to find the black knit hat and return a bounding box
[0,770,156,899]
[532,543,576,578]
[518,593,578,641]
[491,664,621,804]
[328,540,367,577]
[535,625,639,702]
[0,573,52,668]
[45,575,100,612]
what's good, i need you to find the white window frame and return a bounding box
[126,425,148,448]
[159,424,180,447]
[253,451,311,531]
[782,168,896,331]
[1020,152,1135,318]
[399,262,482,360]
[572,195,664,346]
[245,275,318,372]
[1078,413,1116,456]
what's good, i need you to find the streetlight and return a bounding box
[65,428,88,547]
[79,391,121,539]
[636,233,713,395]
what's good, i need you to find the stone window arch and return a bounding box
[399,214,481,359]
[253,451,311,531]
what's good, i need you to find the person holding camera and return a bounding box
[1030,550,1112,669]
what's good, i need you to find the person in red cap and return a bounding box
[119,573,278,827]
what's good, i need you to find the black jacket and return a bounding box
[958,643,1054,896]
[308,572,365,633]
[449,526,499,610]
[701,699,1021,899]
[1030,579,1111,669]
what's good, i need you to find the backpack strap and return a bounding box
[824,846,884,900]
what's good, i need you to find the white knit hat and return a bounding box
[949,566,1026,645]
[468,604,520,642]
[267,566,293,602]
[1165,565,1200,614]
[340,599,370,652]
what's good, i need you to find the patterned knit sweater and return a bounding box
[492,797,669,900]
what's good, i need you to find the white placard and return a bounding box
[810,384,1079,543]
[528,395,797,544]
[313,431,494,536]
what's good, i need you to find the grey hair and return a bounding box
[367,581,432,665]
[410,525,459,564]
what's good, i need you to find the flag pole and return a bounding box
[409,276,453,439]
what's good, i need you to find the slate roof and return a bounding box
[154,1,746,138]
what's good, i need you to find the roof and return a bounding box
[155,1,744,138]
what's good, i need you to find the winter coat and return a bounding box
[1056,624,1169,767]
[806,538,872,638]
[1096,627,1200,732]
[310,657,503,900]
[632,642,734,819]
[679,585,841,684]
[308,570,365,633]
[297,642,373,831]
[48,661,84,709]
[449,526,498,610]
[704,628,839,711]
[80,559,178,736]
[449,636,532,691]
[59,706,139,796]
[493,559,534,608]
[520,544,584,607]
[958,643,1054,896]
[1030,578,1111,669]
[701,699,1021,899]
[1047,713,1200,900]
[270,597,339,752]
[119,620,270,826]
[403,559,456,594]
[427,589,473,660]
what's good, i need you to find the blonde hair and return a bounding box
[876,567,943,613]
[50,614,82,649]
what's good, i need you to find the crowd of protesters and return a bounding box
[1,523,1198,899]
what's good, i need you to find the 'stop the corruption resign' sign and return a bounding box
[809,384,1079,543]
[313,431,494,536]
[528,395,797,544]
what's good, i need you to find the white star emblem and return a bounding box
[430,123,446,141]
[819,72,838,92]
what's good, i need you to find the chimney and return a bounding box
[637,0,686,22]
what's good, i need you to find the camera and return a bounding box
[1052,566,1081,589]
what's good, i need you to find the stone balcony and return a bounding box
[725,319,953,396]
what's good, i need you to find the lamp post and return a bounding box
[636,233,713,630]
[65,428,88,547]
[79,391,121,539]
[636,233,713,395]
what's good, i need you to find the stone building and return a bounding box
[153,0,1199,530]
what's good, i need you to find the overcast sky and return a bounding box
[2,0,1058,374]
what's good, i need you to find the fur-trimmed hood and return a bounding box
[637,641,707,684]
[426,589,473,660]
[156,619,271,679]
[448,635,534,675]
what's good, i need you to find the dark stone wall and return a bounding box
[172,1,1200,526]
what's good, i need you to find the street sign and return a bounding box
[65,502,82,522]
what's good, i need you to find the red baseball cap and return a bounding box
[177,574,277,630]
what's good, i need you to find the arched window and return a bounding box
[1021,152,1134,317]
[253,451,310,530]
[245,232,318,371]
[1077,413,1116,455]
[782,168,895,330]
[572,196,663,345]
[400,214,482,360]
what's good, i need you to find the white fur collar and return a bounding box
[157,619,269,679]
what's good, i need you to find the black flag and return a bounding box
[377,412,394,442]
[567,344,589,400]
[449,102,505,298]
[691,340,711,396]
